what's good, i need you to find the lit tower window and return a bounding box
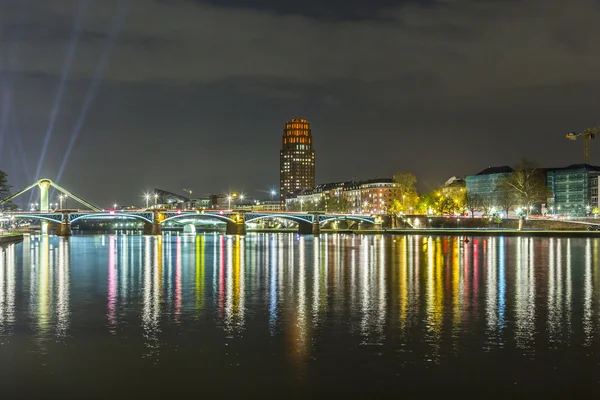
[279,118,315,206]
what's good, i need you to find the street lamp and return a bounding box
[270,190,276,200]
[300,199,304,212]
[144,193,150,208]
[154,193,158,206]
[227,196,232,209]
[114,203,118,210]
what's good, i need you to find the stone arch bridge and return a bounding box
[5,210,381,236]
[0,178,380,236]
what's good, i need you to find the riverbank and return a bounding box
[0,233,24,245]
[144,228,600,238]
[11,228,600,239]
[352,228,600,238]
[249,228,600,238]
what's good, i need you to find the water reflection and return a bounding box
[22,236,72,344]
[142,235,162,361]
[222,236,245,334]
[1,233,600,371]
[195,235,205,316]
[583,239,593,345]
[514,238,536,350]
[0,243,16,336]
[55,237,70,338]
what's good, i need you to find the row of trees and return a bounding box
[464,160,550,217]
[389,159,551,218]
[0,170,13,210]
[286,159,551,218]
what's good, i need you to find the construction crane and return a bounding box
[566,126,600,164]
[183,188,192,198]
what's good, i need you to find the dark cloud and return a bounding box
[1,0,600,207]
[193,0,438,21]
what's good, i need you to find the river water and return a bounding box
[0,233,599,397]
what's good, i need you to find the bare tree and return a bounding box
[495,190,515,217]
[464,192,482,217]
[480,193,496,216]
[498,159,550,216]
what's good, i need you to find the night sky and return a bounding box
[1,0,600,208]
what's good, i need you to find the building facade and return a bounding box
[465,166,513,197]
[466,163,600,217]
[286,178,400,214]
[280,118,315,206]
[441,176,466,197]
[546,164,600,217]
[252,201,283,212]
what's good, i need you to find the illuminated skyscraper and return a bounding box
[280,118,315,206]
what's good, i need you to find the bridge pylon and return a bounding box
[297,213,321,236]
[56,212,72,237]
[143,210,163,235]
[226,212,247,235]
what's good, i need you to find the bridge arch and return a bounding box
[70,213,153,224]
[319,216,376,226]
[8,214,64,224]
[160,213,235,225]
[245,214,313,225]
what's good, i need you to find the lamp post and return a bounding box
[270,190,276,201]
[59,194,65,210]
[114,203,118,210]
[300,199,304,212]
[154,193,158,206]
[144,193,150,208]
[227,196,232,210]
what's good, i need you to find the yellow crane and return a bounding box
[566,126,600,164]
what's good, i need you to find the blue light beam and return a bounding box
[9,111,32,182]
[34,0,90,181]
[56,0,131,183]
